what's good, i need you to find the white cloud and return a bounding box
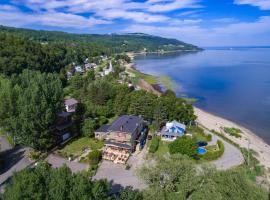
[0,8,111,29]
[169,18,202,26]
[234,0,270,10]
[212,18,238,23]
[147,0,202,12]
[122,16,270,46]
[11,0,201,24]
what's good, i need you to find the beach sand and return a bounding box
[195,107,270,171]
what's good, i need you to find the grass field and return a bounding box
[59,137,104,158]
[127,68,158,85]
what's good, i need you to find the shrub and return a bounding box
[28,150,41,160]
[168,136,197,157]
[223,127,242,138]
[88,150,102,165]
[149,136,160,153]
[82,119,95,138]
[125,164,131,170]
[202,140,224,161]
[206,134,212,141]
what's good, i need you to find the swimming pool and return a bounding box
[197,147,207,155]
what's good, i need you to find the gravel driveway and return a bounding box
[93,160,146,193]
[46,154,88,173]
[206,130,244,170]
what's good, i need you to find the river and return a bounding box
[134,48,270,144]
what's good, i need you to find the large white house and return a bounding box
[160,120,186,141]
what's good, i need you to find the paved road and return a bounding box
[46,154,88,173]
[0,136,33,192]
[206,130,244,170]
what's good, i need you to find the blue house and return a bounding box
[160,120,186,141]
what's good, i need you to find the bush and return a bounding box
[202,140,224,161]
[223,127,242,138]
[28,150,41,160]
[149,136,160,153]
[125,164,131,170]
[88,150,102,165]
[82,119,95,138]
[169,136,197,157]
[206,134,212,141]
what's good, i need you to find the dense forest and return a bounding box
[0,32,108,75]
[0,25,201,53]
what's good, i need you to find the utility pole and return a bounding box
[247,139,250,167]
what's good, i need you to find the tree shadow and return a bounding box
[0,146,26,175]
[108,180,137,195]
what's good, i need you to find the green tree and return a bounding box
[115,187,143,200]
[88,150,102,165]
[3,163,111,200]
[0,70,64,150]
[168,136,197,157]
[82,119,95,138]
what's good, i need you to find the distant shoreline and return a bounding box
[127,53,270,172]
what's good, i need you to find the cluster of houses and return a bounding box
[67,57,113,80]
[51,99,187,165]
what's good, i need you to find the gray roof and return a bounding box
[65,98,78,106]
[105,140,131,150]
[96,125,110,132]
[108,115,143,135]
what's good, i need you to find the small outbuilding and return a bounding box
[65,98,78,113]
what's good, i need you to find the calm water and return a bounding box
[134,48,270,144]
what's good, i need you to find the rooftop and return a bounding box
[109,115,143,135]
[96,125,110,132]
[65,98,78,106]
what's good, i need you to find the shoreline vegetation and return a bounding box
[125,52,270,177]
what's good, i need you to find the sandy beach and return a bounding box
[195,107,270,170]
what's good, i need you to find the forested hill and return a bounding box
[0,25,201,53]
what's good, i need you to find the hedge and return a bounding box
[149,136,160,153]
[201,140,224,161]
[88,150,102,165]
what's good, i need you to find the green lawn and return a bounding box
[127,68,158,85]
[59,137,104,158]
[187,126,211,142]
[154,141,170,158]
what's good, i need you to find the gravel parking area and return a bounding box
[93,160,146,193]
[46,154,88,173]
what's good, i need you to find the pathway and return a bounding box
[205,130,244,170]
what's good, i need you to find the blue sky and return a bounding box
[0,0,270,46]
